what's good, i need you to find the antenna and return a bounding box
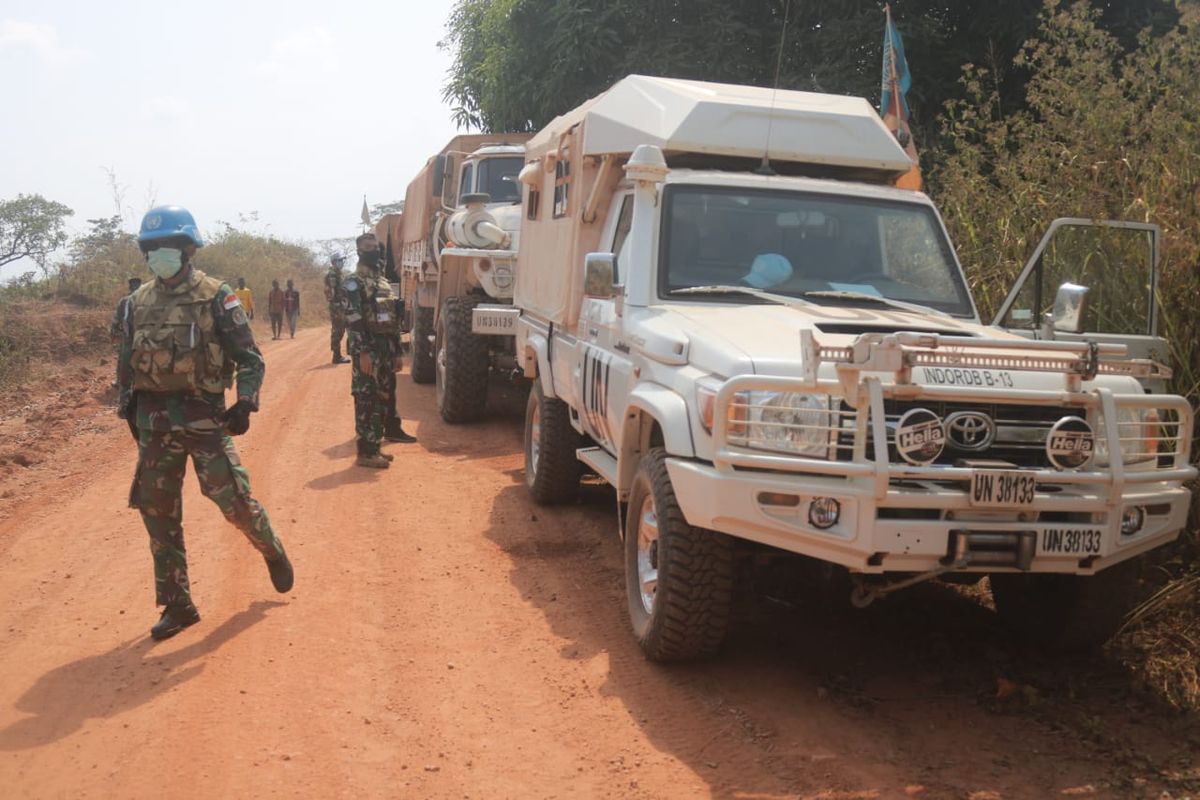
[757,0,793,176]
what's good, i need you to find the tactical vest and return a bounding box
[129,271,233,394]
[359,273,401,336]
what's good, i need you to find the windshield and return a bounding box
[658,185,974,316]
[476,156,523,204]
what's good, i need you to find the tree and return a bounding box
[370,200,405,221]
[440,0,1178,136]
[0,194,73,270]
[68,215,133,262]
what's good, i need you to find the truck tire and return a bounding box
[989,557,1140,652]
[523,380,582,505]
[435,296,489,423]
[625,448,734,661]
[410,306,435,384]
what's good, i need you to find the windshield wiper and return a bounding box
[798,290,950,318]
[669,284,814,309]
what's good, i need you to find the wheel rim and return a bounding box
[528,400,541,476]
[635,494,659,615]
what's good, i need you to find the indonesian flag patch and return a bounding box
[223,294,241,310]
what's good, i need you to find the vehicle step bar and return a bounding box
[577,446,618,485]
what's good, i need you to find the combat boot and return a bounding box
[332,352,349,364]
[383,420,417,443]
[150,603,201,641]
[356,449,391,468]
[265,546,294,593]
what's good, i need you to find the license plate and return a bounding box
[1038,528,1103,555]
[969,470,1036,507]
[471,306,519,335]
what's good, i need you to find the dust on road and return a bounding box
[0,327,1196,799]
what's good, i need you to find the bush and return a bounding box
[930,1,1200,709]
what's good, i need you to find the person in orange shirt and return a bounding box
[267,280,286,340]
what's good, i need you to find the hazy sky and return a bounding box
[0,0,462,278]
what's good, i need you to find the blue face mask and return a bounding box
[147,248,184,279]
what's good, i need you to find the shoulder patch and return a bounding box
[223,294,242,310]
[343,277,359,291]
[231,307,248,326]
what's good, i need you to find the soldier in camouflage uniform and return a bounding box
[117,205,293,641]
[325,254,349,364]
[341,233,416,469]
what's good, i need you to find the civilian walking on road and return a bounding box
[234,277,255,321]
[284,279,300,339]
[268,280,285,340]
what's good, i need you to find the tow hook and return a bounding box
[849,536,973,608]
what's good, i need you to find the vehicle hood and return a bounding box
[649,301,1142,394]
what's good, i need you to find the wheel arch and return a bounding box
[617,387,694,497]
[520,332,554,397]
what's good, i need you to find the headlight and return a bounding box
[727,391,835,458]
[1095,407,1160,467]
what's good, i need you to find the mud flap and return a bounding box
[615,495,628,542]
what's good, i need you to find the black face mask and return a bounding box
[359,251,380,267]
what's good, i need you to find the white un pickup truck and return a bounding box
[510,75,1195,660]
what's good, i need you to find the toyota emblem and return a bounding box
[944,411,996,452]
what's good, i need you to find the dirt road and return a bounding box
[0,327,1196,799]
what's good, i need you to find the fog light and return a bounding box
[808,497,841,529]
[1120,506,1145,536]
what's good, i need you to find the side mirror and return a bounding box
[1050,282,1089,334]
[432,155,446,197]
[583,252,616,299]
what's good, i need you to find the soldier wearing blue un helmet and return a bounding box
[117,205,293,640]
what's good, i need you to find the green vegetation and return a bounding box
[930,4,1200,708]
[441,0,1177,133]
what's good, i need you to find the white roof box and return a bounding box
[527,74,911,173]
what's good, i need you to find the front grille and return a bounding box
[839,400,1076,469]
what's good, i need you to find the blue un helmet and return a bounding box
[137,205,205,251]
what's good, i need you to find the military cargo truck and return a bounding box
[391,133,532,422]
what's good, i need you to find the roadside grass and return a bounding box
[0,299,112,392]
[1114,575,1200,713]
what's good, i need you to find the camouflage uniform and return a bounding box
[117,267,285,609]
[325,265,347,359]
[340,263,402,454]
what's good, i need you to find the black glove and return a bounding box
[126,415,139,442]
[223,400,254,436]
